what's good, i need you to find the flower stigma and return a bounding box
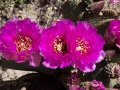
[76,38,90,55]
[14,35,32,52]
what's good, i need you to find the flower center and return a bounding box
[14,35,32,52]
[53,36,67,54]
[76,38,90,55]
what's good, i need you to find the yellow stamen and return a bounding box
[76,38,90,55]
[14,35,32,52]
[53,36,67,54]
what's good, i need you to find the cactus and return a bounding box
[62,0,120,89]
[62,0,118,35]
[104,63,120,78]
[103,50,116,65]
[114,83,120,90]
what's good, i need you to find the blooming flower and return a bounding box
[104,19,120,49]
[0,18,42,67]
[107,19,120,36]
[90,80,105,90]
[68,21,105,72]
[39,19,74,68]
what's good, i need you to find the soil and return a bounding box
[0,0,66,27]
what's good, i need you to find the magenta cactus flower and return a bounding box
[39,19,74,68]
[0,18,42,67]
[68,21,105,72]
[104,19,120,49]
[90,80,105,90]
[107,19,120,36]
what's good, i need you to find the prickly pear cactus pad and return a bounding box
[63,0,118,34]
[0,0,120,90]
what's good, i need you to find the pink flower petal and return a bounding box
[29,52,42,67]
[3,50,17,60]
[15,52,27,63]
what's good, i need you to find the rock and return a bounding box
[2,73,8,79]
[20,87,26,90]
[3,78,11,81]
[6,69,15,76]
